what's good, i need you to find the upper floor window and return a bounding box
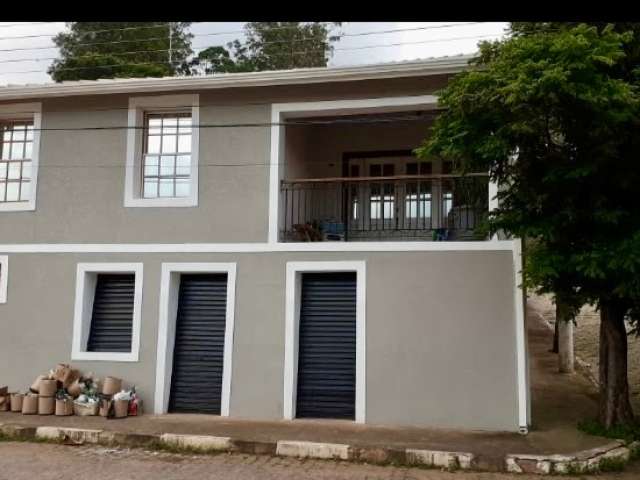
[142,113,192,199]
[1,121,34,204]
[0,103,41,212]
[124,95,199,208]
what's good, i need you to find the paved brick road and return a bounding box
[0,442,638,480]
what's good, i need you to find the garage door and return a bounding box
[296,272,357,419]
[169,273,228,414]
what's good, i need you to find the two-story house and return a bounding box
[0,55,529,432]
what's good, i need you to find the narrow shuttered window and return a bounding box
[86,274,135,353]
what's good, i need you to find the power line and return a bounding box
[0,23,172,41]
[0,24,492,66]
[0,22,489,54]
[333,33,500,52]
[0,114,437,134]
[0,21,341,42]
[0,95,444,118]
[0,22,51,29]
[0,22,339,53]
[0,33,499,76]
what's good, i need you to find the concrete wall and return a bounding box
[0,75,449,245]
[0,248,519,431]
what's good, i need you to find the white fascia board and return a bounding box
[0,57,472,101]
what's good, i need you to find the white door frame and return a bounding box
[283,260,366,423]
[154,262,237,416]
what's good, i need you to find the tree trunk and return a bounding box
[556,298,575,373]
[598,299,634,428]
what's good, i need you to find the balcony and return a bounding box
[280,173,489,242]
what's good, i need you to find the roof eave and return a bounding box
[0,56,473,102]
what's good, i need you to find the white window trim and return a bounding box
[154,262,237,416]
[124,94,199,208]
[0,255,7,303]
[269,95,440,243]
[71,262,143,362]
[284,260,366,423]
[0,102,42,212]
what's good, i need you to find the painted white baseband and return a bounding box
[0,240,516,253]
[160,433,232,451]
[36,426,103,443]
[406,449,475,470]
[276,440,351,460]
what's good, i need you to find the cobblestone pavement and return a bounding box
[0,442,638,480]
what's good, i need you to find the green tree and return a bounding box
[48,22,193,82]
[418,24,640,427]
[189,46,241,75]
[191,22,341,74]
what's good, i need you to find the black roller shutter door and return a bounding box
[87,274,134,352]
[169,273,228,414]
[296,272,357,419]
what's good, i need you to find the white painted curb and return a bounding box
[276,440,351,460]
[159,433,232,451]
[406,449,475,469]
[35,426,103,444]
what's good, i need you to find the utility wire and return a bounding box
[0,96,445,118]
[0,22,490,54]
[0,23,172,41]
[0,33,499,76]
[0,23,492,65]
[0,21,341,42]
[0,22,51,29]
[0,113,437,134]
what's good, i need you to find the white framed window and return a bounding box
[124,95,199,207]
[71,263,143,362]
[0,103,41,212]
[0,255,8,303]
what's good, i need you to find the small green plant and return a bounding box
[598,456,627,472]
[630,443,640,461]
[577,419,640,443]
[562,462,586,475]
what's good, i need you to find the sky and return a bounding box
[0,22,509,86]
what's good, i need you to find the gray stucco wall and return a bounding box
[0,249,518,431]
[0,75,449,245]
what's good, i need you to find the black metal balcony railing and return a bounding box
[280,174,489,242]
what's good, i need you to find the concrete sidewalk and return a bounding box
[0,301,620,472]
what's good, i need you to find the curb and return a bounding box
[506,441,634,474]
[1,422,637,474]
[0,423,476,471]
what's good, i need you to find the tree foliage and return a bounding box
[190,22,341,74]
[418,24,640,426]
[48,22,193,82]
